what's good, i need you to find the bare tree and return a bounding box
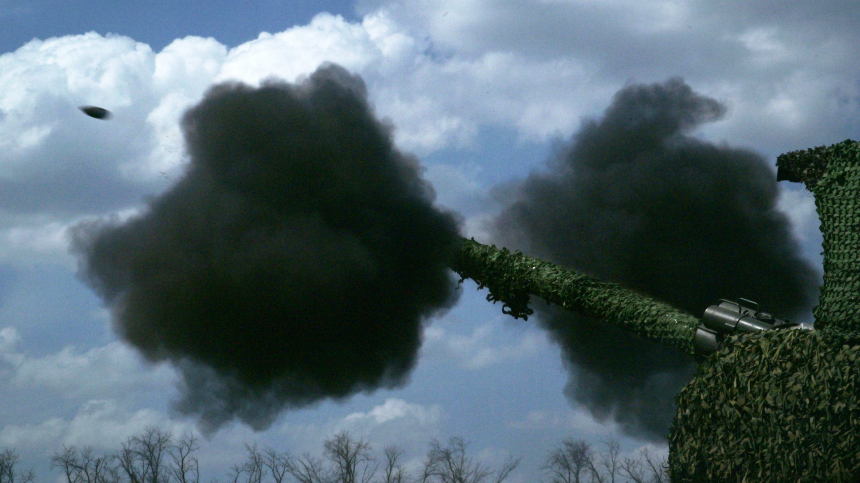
[639,449,667,483]
[618,455,645,483]
[380,446,408,483]
[595,437,621,483]
[283,453,329,483]
[0,449,34,483]
[617,447,668,483]
[117,426,173,483]
[262,449,289,483]
[421,437,518,483]
[51,446,119,483]
[542,438,594,483]
[53,446,84,483]
[230,445,265,483]
[323,432,377,483]
[170,433,200,483]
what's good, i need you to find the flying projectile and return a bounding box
[80,106,111,120]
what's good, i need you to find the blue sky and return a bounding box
[0,1,858,482]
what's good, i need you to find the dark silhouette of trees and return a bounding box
[51,426,176,483]
[51,446,119,483]
[380,446,407,483]
[593,438,620,483]
[170,433,200,483]
[117,426,172,483]
[618,448,666,483]
[41,427,671,483]
[1,449,34,483]
[323,432,377,483]
[420,437,519,483]
[542,437,666,483]
[542,438,594,483]
[229,431,416,483]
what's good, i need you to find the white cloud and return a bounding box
[3,334,177,401]
[424,320,549,369]
[363,0,860,155]
[1,0,857,221]
[216,13,381,86]
[0,6,613,214]
[0,398,192,451]
[343,398,443,427]
[3,1,852,228]
[0,326,22,353]
[337,398,444,449]
[509,408,619,438]
[336,398,446,475]
[0,216,79,268]
[735,27,790,64]
[0,327,25,374]
[776,185,819,244]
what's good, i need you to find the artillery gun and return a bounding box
[450,139,860,482]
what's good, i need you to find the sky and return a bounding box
[0,1,858,482]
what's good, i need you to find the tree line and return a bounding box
[0,427,667,483]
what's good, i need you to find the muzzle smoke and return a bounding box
[72,64,461,432]
[492,78,819,440]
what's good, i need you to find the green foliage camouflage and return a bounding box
[669,328,860,482]
[778,140,860,335]
[666,139,860,482]
[450,238,700,355]
[452,139,860,481]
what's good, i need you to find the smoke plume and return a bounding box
[492,78,819,440]
[72,64,461,432]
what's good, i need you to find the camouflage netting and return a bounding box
[450,238,701,356]
[778,140,860,335]
[668,139,860,481]
[669,328,860,482]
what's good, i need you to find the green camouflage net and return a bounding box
[451,238,700,356]
[667,140,860,481]
[668,328,860,482]
[778,140,860,334]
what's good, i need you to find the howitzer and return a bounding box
[451,140,860,482]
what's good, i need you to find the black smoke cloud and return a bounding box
[72,64,461,432]
[492,78,819,440]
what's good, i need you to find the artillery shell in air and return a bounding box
[80,106,112,120]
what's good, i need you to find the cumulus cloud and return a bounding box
[508,408,620,439]
[0,8,618,224]
[341,398,444,436]
[0,32,167,216]
[360,0,860,156]
[336,398,446,475]
[2,2,852,233]
[0,328,179,450]
[424,321,548,370]
[0,398,190,451]
[0,215,92,268]
[10,341,177,399]
[0,326,21,354]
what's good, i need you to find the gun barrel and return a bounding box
[451,237,701,355]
